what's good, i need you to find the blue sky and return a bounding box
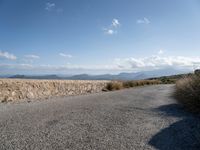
[0,0,200,74]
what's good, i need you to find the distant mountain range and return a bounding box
[7,68,192,80]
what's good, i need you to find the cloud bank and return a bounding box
[0,51,17,60]
[114,55,200,71]
[1,55,200,74]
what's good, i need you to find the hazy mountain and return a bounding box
[0,74,12,78]
[9,74,61,80]
[7,68,192,80]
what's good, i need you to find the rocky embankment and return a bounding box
[0,79,109,102]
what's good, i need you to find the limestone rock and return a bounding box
[0,79,109,102]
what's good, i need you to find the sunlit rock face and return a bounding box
[0,79,109,102]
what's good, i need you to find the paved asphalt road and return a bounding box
[0,85,200,150]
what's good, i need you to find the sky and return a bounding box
[0,0,200,75]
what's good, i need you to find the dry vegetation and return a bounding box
[105,80,161,91]
[149,73,193,84]
[174,74,200,113]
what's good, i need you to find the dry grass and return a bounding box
[105,80,161,91]
[106,81,124,91]
[174,74,200,113]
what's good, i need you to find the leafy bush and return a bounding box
[174,74,200,113]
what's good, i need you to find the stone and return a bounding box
[0,79,109,102]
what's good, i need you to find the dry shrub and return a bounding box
[174,75,200,113]
[106,81,123,91]
[106,80,161,91]
[124,80,161,87]
[123,81,136,88]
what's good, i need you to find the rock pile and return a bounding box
[0,79,109,102]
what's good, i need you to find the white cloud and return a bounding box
[112,19,120,28]
[114,55,200,71]
[0,64,33,71]
[103,18,120,35]
[59,53,72,58]
[137,17,150,24]
[1,54,199,74]
[0,63,116,74]
[25,55,40,59]
[158,50,164,55]
[45,2,55,11]
[0,51,17,60]
[104,29,115,35]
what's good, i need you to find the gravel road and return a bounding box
[0,85,199,150]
